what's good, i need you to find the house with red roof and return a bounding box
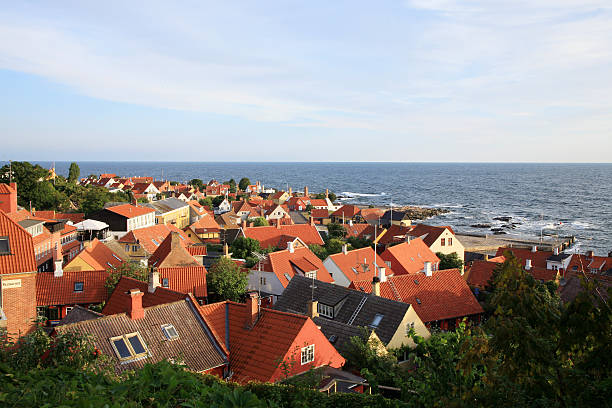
[271,190,290,204]
[323,246,392,287]
[231,200,259,220]
[243,223,324,249]
[308,198,330,210]
[185,212,221,244]
[64,238,124,272]
[330,205,362,224]
[407,224,465,264]
[350,268,484,331]
[199,293,345,384]
[359,208,385,225]
[117,224,192,262]
[247,243,333,300]
[310,208,331,225]
[287,196,309,212]
[379,238,440,275]
[60,223,82,264]
[567,251,612,276]
[463,258,505,291]
[0,210,38,338]
[102,275,185,316]
[88,203,156,238]
[36,269,109,325]
[495,246,568,281]
[344,223,377,241]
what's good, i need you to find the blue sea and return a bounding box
[31,162,612,255]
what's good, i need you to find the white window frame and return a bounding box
[317,303,334,318]
[301,344,315,365]
[109,332,149,362]
[305,271,317,279]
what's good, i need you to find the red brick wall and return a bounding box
[2,272,37,339]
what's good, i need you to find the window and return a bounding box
[370,313,384,328]
[125,245,130,252]
[0,236,10,254]
[260,276,266,285]
[301,344,315,365]
[152,239,159,246]
[66,307,73,315]
[416,297,421,304]
[106,262,116,270]
[74,282,84,292]
[318,303,334,318]
[385,261,391,268]
[162,278,169,287]
[305,271,317,279]
[109,333,148,361]
[440,238,446,246]
[448,238,453,246]
[161,324,179,340]
[132,245,139,252]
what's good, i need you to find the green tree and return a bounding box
[326,223,346,240]
[239,177,251,191]
[189,178,204,190]
[324,238,344,255]
[230,237,261,260]
[252,217,268,227]
[315,191,337,202]
[198,197,213,209]
[0,161,48,208]
[224,178,237,193]
[81,187,111,215]
[212,195,227,207]
[68,162,80,183]
[105,262,148,295]
[208,257,248,302]
[308,244,328,261]
[347,236,372,249]
[436,252,464,270]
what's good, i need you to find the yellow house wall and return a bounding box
[428,229,465,263]
[157,207,190,229]
[386,305,431,349]
[63,256,95,272]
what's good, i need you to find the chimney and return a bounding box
[325,189,329,199]
[342,244,348,255]
[483,253,489,261]
[245,292,259,329]
[288,187,292,196]
[0,182,18,214]
[242,219,247,230]
[372,276,380,296]
[132,197,138,207]
[276,219,281,229]
[525,259,532,270]
[53,244,63,277]
[378,266,387,282]
[128,289,145,320]
[287,241,295,253]
[424,261,432,277]
[348,219,353,226]
[304,186,309,197]
[148,268,160,293]
[531,245,537,253]
[586,250,594,259]
[309,216,314,226]
[307,299,319,318]
[223,243,230,258]
[553,247,559,256]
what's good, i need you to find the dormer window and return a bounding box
[162,278,169,287]
[317,303,334,318]
[0,236,10,255]
[370,313,384,328]
[109,332,148,362]
[74,282,84,292]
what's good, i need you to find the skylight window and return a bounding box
[161,324,179,340]
[109,333,148,362]
[328,335,338,344]
[416,298,421,304]
[162,278,169,287]
[0,236,10,255]
[152,239,159,246]
[284,273,292,281]
[106,262,116,270]
[112,254,122,261]
[74,282,84,292]
[370,313,384,328]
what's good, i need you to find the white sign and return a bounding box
[1,279,22,289]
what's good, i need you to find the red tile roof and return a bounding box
[377,225,413,246]
[310,208,330,219]
[359,208,385,221]
[327,247,391,283]
[344,223,376,240]
[36,270,108,306]
[262,247,333,287]
[243,224,324,248]
[158,266,208,298]
[119,224,192,255]
[464,260,498,289]
[380,238,440,275]
[190,213,220,233]
[495,247,551,270]
[105,203,155,218]
[0,210,36,274]
[148,232,201,268]
[351,269,483,323]
[331,205,360,218]
[101,276,185,315]
[308,199,328,207]
[65,239,124,271]
[568,254,612,274]
[408,224,454,247]
[187,245,208,256]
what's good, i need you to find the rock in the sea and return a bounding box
[493,216,512,222]
[394,206,450,220]
[471,224,491,228]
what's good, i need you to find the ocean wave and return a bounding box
[340,191,387,197]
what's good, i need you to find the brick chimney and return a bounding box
[132,197,138,207]
[287,241,295,253]
[483,253,489,261]
[245,292,259,329]
[309,216,314,226]
[128,289,145,320]
[242,219,247,230]
[148,268,160,293]
[307,299,319,318]
[424,261,432,277]
[0,182,18,214]
[304,186,309,197]
[372,276,380,296]
[53,244,63,277]
[342,244,348,255]
[276,219,281,229]
[288,187,292,196]
[325,189,329,199]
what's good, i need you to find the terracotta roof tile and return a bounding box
[0,210,37,274]
[118,224,192,255]
[102,276,185,315]
[408,224,454,247]
[148,232,200,268]
[262,247,333,287]
[36,270,108,306]
[243,224,323,248]
[380,238,440,275]
[327,247,391,283]
[310,209,330,219]
[65,239,124,271]
[158,266,208,298]
[190,213,220,233]
[331,205,360,218]
[105,203,155,219]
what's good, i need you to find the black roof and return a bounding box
[56,305,103,326]
[381,210,406,222]
[313,317,368,355]
[274,276,410,345]
[547,253,572,262]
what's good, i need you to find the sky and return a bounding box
[0,1,611,162]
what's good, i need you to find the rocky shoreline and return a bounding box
[356,204,450,220]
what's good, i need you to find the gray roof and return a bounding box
[274,276,410,345]
[18,219,45,228]
[381,210,407,222]
[289,211,308,224]
[313,317,368,355]
[56,305,103,326]
[547,253,572,262]
[143,197,189,215]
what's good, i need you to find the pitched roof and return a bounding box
[0,210,37,274]
[464,260,498,289]
[327,247,390,284]
[36,270,108,306]
[359,208,385,221]
[351,269,483,323]
[57,305,103,326]
[308,199,328,207]
[148,232,200,268]
[243,224,324,248]
[408,224,454,247]
[142,197,189,214]
[331,205,360,218]
[495,247,552,270]
[64,239,124,271]
[344,223,376,240]
[119,224,192,255]
[57,298,227,373]
[274,276,411,346]
[105,203,155,219]
[310,209,330,219]
[190,213,220,233]
[158,267,208,298]
[380,238,440,275]
[376,225,412,246]
[102,276,185,315]
[0,183,16,194]
[262,247,333,287]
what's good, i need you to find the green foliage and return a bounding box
[105,262,149,295]
[208,257,248,302]
[314,191,337,202]
[68,162,80,183]
[199,197,213,208]
[436,252,464,270]
[224,179,237,193]
[344,330,400,390]
[308,244,328,261]
[190,178,205,190]
[230,237,261,260]
[212,195,227,207]
[347,236,372,249]
[252,217,269,227]
[324,238,344,256]
[326,223,345,240]
[239,177,251,191]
